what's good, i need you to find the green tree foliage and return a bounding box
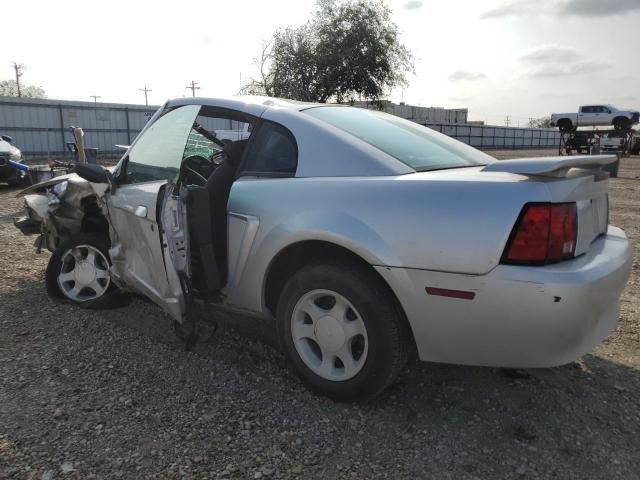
[0,79,46,98]
[529,116,552,128]
[242,0,413,103]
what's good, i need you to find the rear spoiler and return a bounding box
[481,155,617,178]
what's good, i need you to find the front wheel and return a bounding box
[276,263,411,401]
[45,233,116,305]
[557,119,573,132]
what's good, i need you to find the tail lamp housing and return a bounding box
[502,203,577,265]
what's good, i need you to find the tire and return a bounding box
[558,119,573,132]
[276,262,410,402]
[613,117,630,131]
[45,232,121,308]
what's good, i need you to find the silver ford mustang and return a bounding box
[15,96,632,401]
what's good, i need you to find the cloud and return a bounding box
[480,0,540,19]
[518,44,609,78]
[480,0,640,19]
[559,0,640,17]
[519,45,579,64]
[403,0,423,10]
[448,70,486,82]
[526,60,609,78]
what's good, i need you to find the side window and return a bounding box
[241,122,297,176]
[125,105,200,184]
[581,106,593,114]
[183,113,253,165]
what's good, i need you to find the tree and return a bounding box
[241,0,413,103]
[529,116,552,128]
[0,79,46,98]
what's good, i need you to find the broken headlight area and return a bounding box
[51,180,69,198]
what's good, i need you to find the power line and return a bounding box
[12,62,25,98]
[138,86,152,106]
[186,80,200,97]
[504,115,511,127]
[89,95,101,103]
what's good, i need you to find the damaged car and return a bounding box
[15,97,632,401]
[0,134,31,187]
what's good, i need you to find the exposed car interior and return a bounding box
[179,111,253,297]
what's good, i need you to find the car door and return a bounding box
[578,106,594,125]
[107,104,200,321]
[591,106,606,125]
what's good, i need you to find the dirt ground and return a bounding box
[0,151,638,479]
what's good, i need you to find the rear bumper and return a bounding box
[376,226,632,368]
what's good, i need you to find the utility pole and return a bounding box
[89,95,101,103]
[138,86,151,106]
[186,80,200,97]
[504,115,511,127]
[13,62,25,97]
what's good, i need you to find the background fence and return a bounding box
[424,123,561,149]
[0,96,561,162]
[0,96,159,162]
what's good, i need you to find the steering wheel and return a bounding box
[182,155,213,186]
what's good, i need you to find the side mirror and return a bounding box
[75,163,110,184]
[1,135,13,143]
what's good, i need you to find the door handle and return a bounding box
[134,206,148,218]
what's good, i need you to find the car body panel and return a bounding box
[375,226,631,366]
[107,181,178,313]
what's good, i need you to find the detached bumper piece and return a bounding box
[13,215,41,236]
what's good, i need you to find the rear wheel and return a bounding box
[276,263,410,401]
[613,117,631,131]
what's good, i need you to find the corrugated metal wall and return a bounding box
[352,100,469,124]
[0,96,159,161]
[1,96,560,161]
[426,123,560,149]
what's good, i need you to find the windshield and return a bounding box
[304,106,493,171]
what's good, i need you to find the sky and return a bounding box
[3,0,640,126]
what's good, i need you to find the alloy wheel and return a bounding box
[57,245,111,302]
[291,289,368,381]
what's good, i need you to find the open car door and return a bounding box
[107,104,201,321]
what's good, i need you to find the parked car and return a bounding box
[15,97,632,401]
[550,105,640,132]
[600,131,629,152]
[0,134,30,186]
[564,131,594,154]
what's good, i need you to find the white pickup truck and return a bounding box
[214,123,252,142]
[550,105,639,132]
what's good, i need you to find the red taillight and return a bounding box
[503,203,577,265]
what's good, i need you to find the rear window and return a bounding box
[304,106,492,171]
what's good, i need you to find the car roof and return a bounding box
[165,96,326,117]
[160,96,421,177]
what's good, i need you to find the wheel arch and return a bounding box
[612,116,630,129]
[80,195,109,238]
[263,239,416,351]
[557,118,573,130]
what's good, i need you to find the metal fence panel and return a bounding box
[1,96,561,161]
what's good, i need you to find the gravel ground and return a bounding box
[1,151,639,479]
